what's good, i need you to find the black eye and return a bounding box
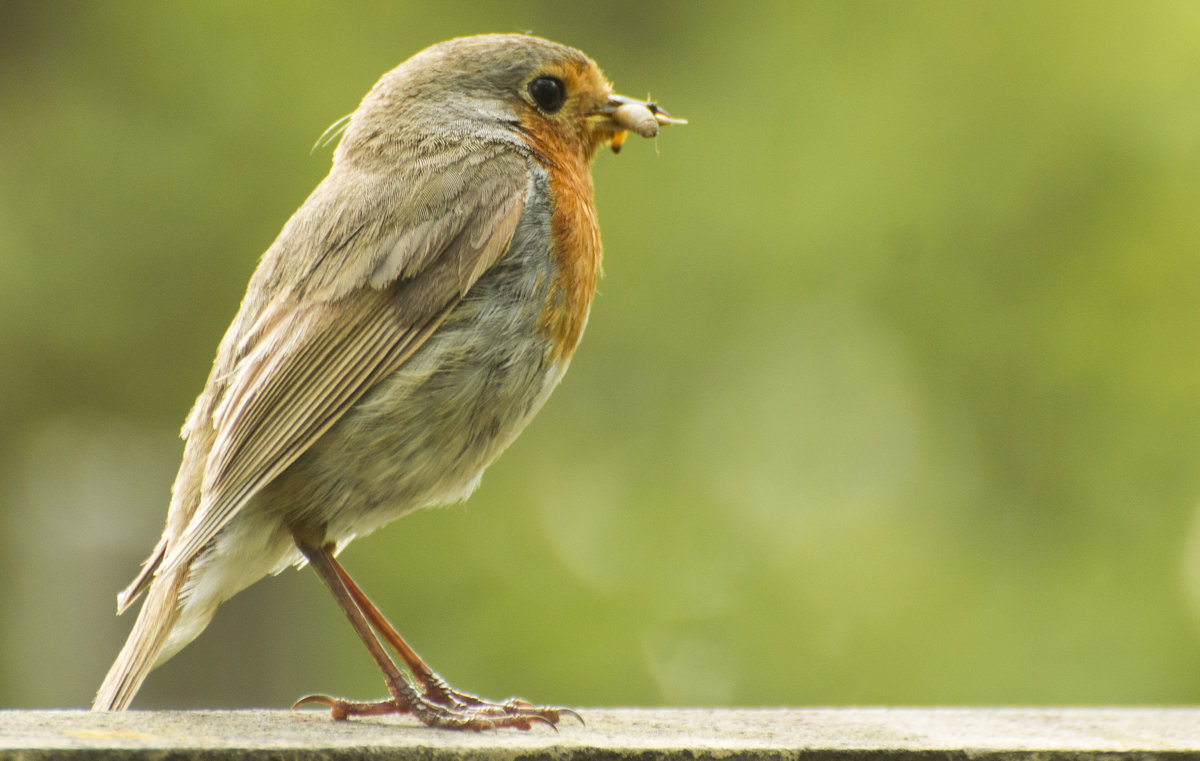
[527,75,566,113]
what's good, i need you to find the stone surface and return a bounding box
[2,708,1199,759]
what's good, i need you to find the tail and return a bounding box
[93,546,186,711]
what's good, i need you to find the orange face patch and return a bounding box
[517,59,614,163]
[514,60,612,360]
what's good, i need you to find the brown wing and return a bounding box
[155,148,529,577]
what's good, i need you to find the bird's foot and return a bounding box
[292,682,582,731]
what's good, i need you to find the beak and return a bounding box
[597,94,687,153]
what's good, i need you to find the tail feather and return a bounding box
[93,566,186,711]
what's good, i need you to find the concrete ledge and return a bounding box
[2,708,1199,760]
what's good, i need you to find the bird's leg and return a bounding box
[290,539,425,722]
[290,538,577,730]
[327,552,472,706]
[326,552,580,726]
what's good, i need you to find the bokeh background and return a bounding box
[3,1,1200,710]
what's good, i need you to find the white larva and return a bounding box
[613,102,660,138]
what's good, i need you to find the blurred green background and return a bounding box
[3,1,1200,710]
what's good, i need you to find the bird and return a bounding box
[91,33,683,730]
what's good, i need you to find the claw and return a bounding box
[291,693,340,717]
[558,707,586,726]
[531,714,559,733]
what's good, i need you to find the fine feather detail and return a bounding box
[94,562,187,710]
[156,174,527,579]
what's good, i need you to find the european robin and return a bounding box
[91,34,682,730]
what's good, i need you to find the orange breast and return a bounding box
[521,123,604,362]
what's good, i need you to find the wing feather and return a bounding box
[156,149,529,577]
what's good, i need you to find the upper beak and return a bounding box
[597,93,686,152]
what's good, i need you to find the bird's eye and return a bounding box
[527,76,567,113]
